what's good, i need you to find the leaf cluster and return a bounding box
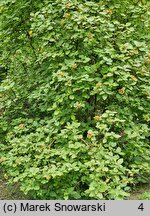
[0,0,150,199]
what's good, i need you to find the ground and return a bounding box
[129,183,150,200]
[0,170,29,200]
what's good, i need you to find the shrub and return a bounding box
[0,0,150,199]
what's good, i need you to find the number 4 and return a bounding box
[138,203,144,211]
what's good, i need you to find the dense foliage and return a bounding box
[0,0,150,199]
